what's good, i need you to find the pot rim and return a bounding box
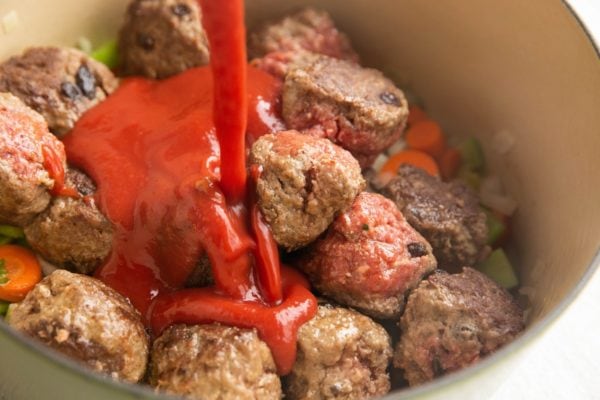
[0,1,598,399]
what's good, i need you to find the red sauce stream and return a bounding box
[63,3,317,375]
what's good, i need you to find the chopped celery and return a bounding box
[91,39,119,69]
[478,249,519,289]
[459,137,485,173]
[0,236,11,246]
[457,165,481,190]
[0,301,8,317]
[485,210,506,246]
[0,225,24,239]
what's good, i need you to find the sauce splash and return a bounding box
[63,1,317,375]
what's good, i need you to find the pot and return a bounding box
[0,0,598,399]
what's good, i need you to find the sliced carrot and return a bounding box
[380,149,440,177]
[0,245,42,302]
[439,147,462,180]
[405,120,446,159]
[407,105,428,126]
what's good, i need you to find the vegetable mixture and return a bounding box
[0,2,524,399]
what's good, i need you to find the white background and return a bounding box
[492,1,600,399]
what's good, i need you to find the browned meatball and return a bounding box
[282,55,408,168]
[297,192,437,319]
[249,7,358,78]
[24,169,113,275]
[0,93,65,226]
[249,130,364,250]
[394,268,524,386]
[8,270,148,382]
[150,324,281,400]
[119,0,210,79]
[0,47,118,137]
[381,165,489,271]
[285,304,392,400]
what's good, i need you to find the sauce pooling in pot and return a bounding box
[63,0,317,374]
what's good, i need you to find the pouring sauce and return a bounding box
[63,0,317,374]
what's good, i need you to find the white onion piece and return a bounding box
[37,255,59,277]
[386,139,406,156]
[371,153,389,173]
[480,175,504,196]
[76,36,93,54]
[479,189,518,215]
[1,10,20,34]
[492,129,516,155]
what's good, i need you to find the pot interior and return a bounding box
[0,0,599,396]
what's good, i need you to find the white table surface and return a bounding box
[491,2,600,399]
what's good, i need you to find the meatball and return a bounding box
[8,270,148,382]
[381,165,489,271]
[285,304,392,400]
[0,47,118,137]
[249,130,364,250]
[394,268,524,386]
[119,0,210,79]
[150,324,281,400]
[0,92,65,226]
[249,7,358,61]
[282,55,409,167]
[297,192,437,319]
[24,169,114,275]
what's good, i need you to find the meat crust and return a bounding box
[394,268,524,386]
[297,192,437,319]
[8,270,148,382]
[0,47,118,136]
[285,304,392,400]
[119,0,210,78]
[250,130,364,250]
[150,324,281,400]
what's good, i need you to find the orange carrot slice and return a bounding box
[0,245,42,302]
[439,147,462,180]
[405,120,446,159]
[407,105,428,126]
[380,149,440,177]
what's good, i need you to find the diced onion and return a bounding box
[76,36,93,54]
[479,189,518,215]
[386,139,406,156]
[371,153,389,173]
[37,255,59,277]
[480,175,504,196]
[1,10,20,34]
[492,129,516,155]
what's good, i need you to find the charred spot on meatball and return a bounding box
[296,192,437,319]
[150,324,281,400]
[249,130,364,251]
[8,270,148,382]
[119,0,210,79]
[285,304,392,400]
[394,268,524,386]
[381,164,489,271]
[0,47,118,136]
[282,55,409,168]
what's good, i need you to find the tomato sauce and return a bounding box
[63,0,317,375]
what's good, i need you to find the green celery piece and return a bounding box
[0,259,7,284]
[0,225,24,239]
[91,39,119,69]
[459,137,485,172]
[485,210,506,246]
[457,165,481,190]
[0,301,8,317]
[478,249,519,289]
[0,236,12,246]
